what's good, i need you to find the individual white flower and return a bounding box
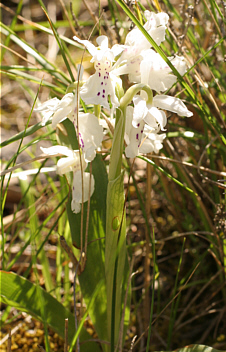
[131,92,192,131]
[139,127,166,154]
[125,106,166,158]
[113,11,169,80]
[69,112,104,162]
[125,11,169,53]
[34,92,78,128]
[125,88,192,158]
[132,95,167,131]
[73,35,124,109]
[125,106,145,158]
[152,95,193,117]
[114,49,187,90]
[40,145,87,175]
[40,145,94,213]
[34,97,60,125]
[71,171,95,214]
[140,50,187,92]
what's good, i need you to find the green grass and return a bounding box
[1,0,226,351]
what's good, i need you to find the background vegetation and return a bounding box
[1,0,226,351]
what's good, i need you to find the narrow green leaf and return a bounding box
[0,69,65,93]
[139,156,197,195]
[0,120,51,148]
[0,23,70,85]
[105,171,128,349]
[0,271,102,352]
[37,0,75,82]
[173,345,224,352]
[57,119,109,345]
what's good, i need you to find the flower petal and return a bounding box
[40,145,74,157]
[132,96,148,126]
[34,97,60,112]
[80,71,120,109]
[71,171,95,213]
[96,35,108,49]
[139,132,166,154]
[145,106,167,131]
[153,95,193,117]
[73,35,97,57]
[40,146,87,175]
[140,50,177,92]
[76,113,104,162]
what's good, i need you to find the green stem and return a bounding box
[108,83,153,181]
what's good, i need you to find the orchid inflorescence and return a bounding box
[35,10,193,213]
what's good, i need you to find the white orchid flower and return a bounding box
[132,95,167,132]
[125,87,192,158]
[69,112,104,162]
[73,35,124,109]
[40,145,95,213]
[113,11,169,80]
[125,106,166,158]
[114,49,187,90]
[131,92,192,131]
[125,106,145,158]
[40,145,87,175]
[139,129,166,155]
[71,171,95,214]
[152,95,193,117]
[140,50,187,92]
[125,11,169,53]
[34,92,78,128]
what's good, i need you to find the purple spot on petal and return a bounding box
[103,89,105,93]
[97,92,100,96]
[102,95,105,98]
[101,82,103,85]
[137,123,140,127]
[99,73,101,77]
[136,133,139,140]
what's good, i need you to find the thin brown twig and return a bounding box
[58,0,78,37]
[2,151,226,178]
[64,318,68,352]
[198,136,226,189]
[175,270,222,328]
[133,262,201,349]
[60,236,81,274]
[84,162,93,256]
[143,157,152,333]
[7,329,11,352]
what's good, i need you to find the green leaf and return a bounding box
[0,120,52,148]
[139,156,197,195]
[105,171,129,350]
[0,271,101,352]
[0,68,65,93]
[57,119,109,346]
[0,23,70,85]
[173,345,223,352]
[37,0,75,82]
